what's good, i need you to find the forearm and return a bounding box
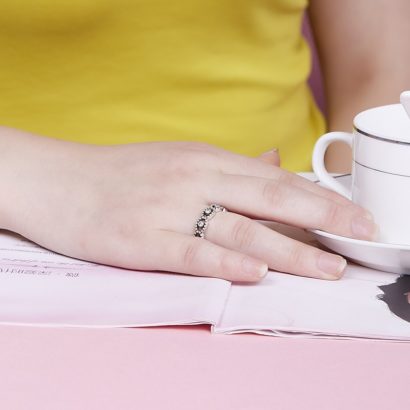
[309,0,410,173]
[0,127,85,232]
[327,66,409,131]
[324,77,409,172]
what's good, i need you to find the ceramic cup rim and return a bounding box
[353,125,410,146]
[353,103,410,144]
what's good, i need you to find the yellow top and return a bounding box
[0,0,324,171]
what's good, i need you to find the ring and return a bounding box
[194,204,227,238]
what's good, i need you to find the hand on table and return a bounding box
[0,128,378,282]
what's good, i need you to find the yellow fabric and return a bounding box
[0,0,325,171]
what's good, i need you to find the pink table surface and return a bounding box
[1,324,409,410]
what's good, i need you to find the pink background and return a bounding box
[1,324,410,410]
[2,18,409,410]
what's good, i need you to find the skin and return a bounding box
[3,0,407,282]
[0,128,376,282]
[309,0,410,172]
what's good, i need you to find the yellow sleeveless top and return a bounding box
[0,0,324,171]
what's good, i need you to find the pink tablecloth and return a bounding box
[1,325,409,410]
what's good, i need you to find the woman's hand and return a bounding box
[1,128,377,282]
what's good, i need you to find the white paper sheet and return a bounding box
[0,230,230,327]
[214,265,410,341]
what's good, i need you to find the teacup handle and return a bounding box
[312,132,353,199]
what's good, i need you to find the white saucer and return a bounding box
[311,175,410,275]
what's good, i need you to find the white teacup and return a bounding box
[312,92,410,245]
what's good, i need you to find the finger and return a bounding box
[129,231,268,282]
[217,151,351,206]
[206,212,346,280]
[173,142,349,206]
[258,149,280,167]
[211,174,378,240]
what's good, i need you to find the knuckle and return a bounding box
[321,201,341,228]
[167,143,223,174]
[169,164,194,180]
[176,142,217,163]
[286,245,306,270]
[262,180,286,209]
[276,170,294,185]
[217,252,235,277]
[164,162,204,185]
[182,241,200,271]
[231,218,256,249]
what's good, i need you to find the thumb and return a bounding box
[258,148,280,166]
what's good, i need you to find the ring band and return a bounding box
[194,204,227,238]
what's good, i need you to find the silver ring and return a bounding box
[194,204,227,238]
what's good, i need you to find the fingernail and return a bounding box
[351,215,378,240]
[362,210,374,221]
[317,253,347,279]
[261,148,278,155]
[242,257,268,278]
